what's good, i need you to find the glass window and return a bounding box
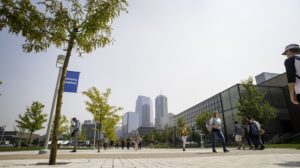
[229,85,240,108]
[221,90,231,111]
[269,87,287,108]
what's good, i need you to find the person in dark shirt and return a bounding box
[283,44,300,104]
[71,117,80,152]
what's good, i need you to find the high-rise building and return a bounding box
[121,112,139,137]
[135,96,153,127]
[155,95,168,129]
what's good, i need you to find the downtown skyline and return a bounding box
[1,0,300,134]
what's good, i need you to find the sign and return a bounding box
[64,71,80,93]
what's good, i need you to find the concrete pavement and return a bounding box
[0,148,300,167]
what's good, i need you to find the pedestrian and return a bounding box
[121,138,125,150]
[126,137,130,150]
[209,111,229,153]
[138,141,142,150]
[283,43,300,105]
[246,116,265,150]
[233,121,245,150]
[179,124,189,151]
[103,136,108,150]
[243,121,253,149]
[70,117,80,152]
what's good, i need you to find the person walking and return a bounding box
[243,121,253,149]
[121,138,125,150]
[283,43,300,105]
[233,121,244,150]
[209,111,229,153]
[247,116,265,150]
[179,124,189,151]
[70,117,80,152]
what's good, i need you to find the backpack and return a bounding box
[250,122,259,136]
[206,119,212,132]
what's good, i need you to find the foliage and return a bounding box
[176,117,186,130]
[51,115,70,140]
[0,0,127,164]
[78,130,87,141]
[236,77,278,124]
[195,112,211,134]
[82,87,122,141]
[15,101,47,145]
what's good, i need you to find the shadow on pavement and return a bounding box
[276,161,300,167]
[36,162,71,165]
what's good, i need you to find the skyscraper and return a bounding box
[122,112,139,137]
[155,95,168,129]
[135,96,153,127]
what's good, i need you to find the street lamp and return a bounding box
[39,55,65,154]
[199,130,204,148]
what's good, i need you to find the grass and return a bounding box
[265,144,300,149]
[0,146,43,152]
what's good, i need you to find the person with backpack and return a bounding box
[243,121,253,149]
[233,121,245,150]
[209,111,229,153]
[247,116,265,150]
[283,44,300,105]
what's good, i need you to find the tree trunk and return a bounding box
[49,31,76,165]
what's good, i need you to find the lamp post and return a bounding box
[199,130,204,148]
[39,55,65,154]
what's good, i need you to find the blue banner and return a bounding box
[64,71,80,93]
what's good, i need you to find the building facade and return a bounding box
[170,73,299,142]
[135,96,153,127]
[81,120,101,145]
[155,95,168,129]
[121,112,139,137]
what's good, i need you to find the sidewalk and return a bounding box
[0,148,300,167]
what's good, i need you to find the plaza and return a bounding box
[0,148,300,168]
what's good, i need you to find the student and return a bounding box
[247,116,265,150]
[209,111,229,153]
[282,44,300,105]
[233,121,244,150]
[179,124,189,151]
[70,117,80,152]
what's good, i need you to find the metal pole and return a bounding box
[93,123,96,149]
[200,131,204,148]
[39,67,63,154]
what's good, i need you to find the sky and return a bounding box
[1,0,300,134]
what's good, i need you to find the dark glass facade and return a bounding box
[171,73,296,142]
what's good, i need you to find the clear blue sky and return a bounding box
[1,0,299,134]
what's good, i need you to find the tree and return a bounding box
[82,87,122,148]
[176,117,187,136]
[237,77,278,124]
[0,0,127,164]
[52,114,69,140]
[195,111,211,134]
[15,101,47,145]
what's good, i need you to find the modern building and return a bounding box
[170,72,300,142]
[255,72,279,85]
[121,112,139,137]
[167,113,175,127]
[0,131,40,145]
[135,96,153,127]
[81,120,100,145]
[155,95,169,129]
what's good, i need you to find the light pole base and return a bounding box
[38,149,50,154]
